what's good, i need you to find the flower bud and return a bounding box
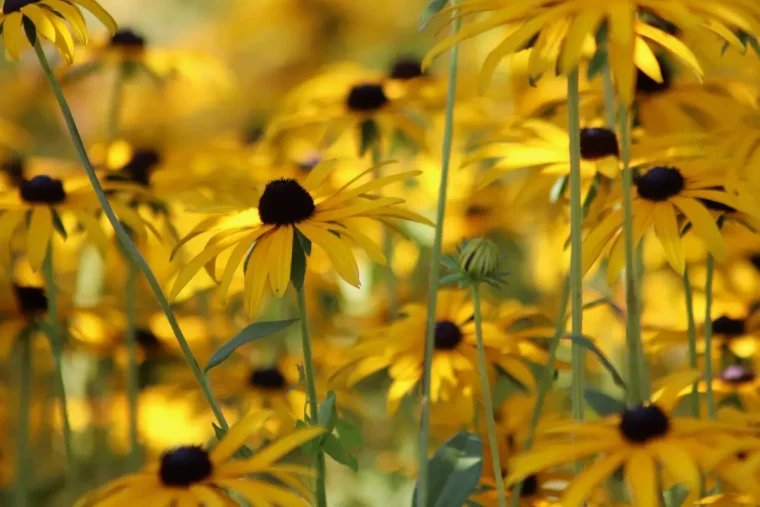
[459,237,499,277]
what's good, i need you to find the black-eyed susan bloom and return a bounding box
[336,291,553,416]
[75,409,325,507]
[505,371,754,507]
[0,0,117,62]
[170,162,431,318]
[421,0,760,105]
[583,161,760,283]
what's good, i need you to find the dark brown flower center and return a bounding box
[720,365,756,384]
[521,475,538,497]
[580,128,619,160]
[619,404,670,444]
[635,166,685,202]
[135,329,162,352]
[108,149,161,187]
[248,367,287,390]
[257,178,315,226]
[13,285,47,318]
[390,57,425,80]
[20,175,66,204]
[159,446,213,487]
[110,29,146,49]
[434,320,463,350]
[346,83,388,112]
[2,0,39,13]
[712,315,746,337]
[1,157,25,187]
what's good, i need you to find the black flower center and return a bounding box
[257,178,315,226]
[619,404,670,444]
[346,84,389,112]
[248,367,287,390]
[110,29,146,49]
[13,285,47,317]
[20,175,66,204]
[580,128,619,160]
[390,57,424,80]
[159,446,213,487]
[712,315,746,337]
[109,149,161,187]
[465,204,490,217]
[635,166,685,202]
[2,0,39,13]
[1,157,25,187]
[135,329,162,352]
[720,365,756,384]
[434,320,463,350]
[521,475,539,497]
[750,255,760,272]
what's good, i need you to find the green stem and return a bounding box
[567,69,584,422]
[371,143,397,320]
[682,267,700,417]
[125,260,140,470]
[510,279,571,505]
[108,63,125,141]
[471,283,506,507]
[42,245,76,496]
[15,328,32,507]
[297,288,327,507]
[704,255,716,418]
[618,106,648,405]
[32,40,229,431]
[417,4,461,506]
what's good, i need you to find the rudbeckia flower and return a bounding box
[0,0,117,62]
[336,291,554,416]
[170,162,431,318]
[0,172,152,272]
[75,409,325,506]
[505,371,753,507]
[582,161,760,283]
[422,0,758,105]
[0,281,52,358]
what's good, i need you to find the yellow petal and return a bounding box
[625,451,658,507]
[653,203,685,274]
[559,10,603,74]
[633,37,663,83]
[562,452,627,507]
[209,409,274,464]
[71,0,117,33]
[671,197,726,262]
[28,207,54,272]
[297,221,360,286]
[21,5,57,43]
[3,13,26,61]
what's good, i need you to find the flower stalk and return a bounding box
[683,267,700,417]
[297,287,327,507]
[417,3,461,505]
[371,142,397,320]
[704,255,716,418]
[471,283,507,507]
[15,328,33,507]
[32,40,230,431]
[567,69,585,422]
[125,259,140,470]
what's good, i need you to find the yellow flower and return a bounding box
[336,291,555,416]
[506,371,754,507]
[170,161,431,318]
[75,409,325,507]
[0,0,117,62]
[583,161,760,283]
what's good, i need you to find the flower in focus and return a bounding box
[75,409,325,506]
[170,161,431,318]
[0,0,117,62]
[506,371,753,506]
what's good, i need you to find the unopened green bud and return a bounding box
[459,237,499,277]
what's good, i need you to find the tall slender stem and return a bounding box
[42,245,76,496]
[417,4,461,505]
[108,64,125,141]
[682,267,700,417]
[704,255,716,418]
[567,70,584,422]
[32,40,229,431]
[471,283,506,507]
[15,329,32,507]
[371,143,397,320]
[618,106,648,404]
[125,260,140,470]
[297,288,327,507]
[510,279,570,505]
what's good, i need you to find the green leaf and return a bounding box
[563,334,627,390]
[296,420,318,455]
[420,0,449,27]
[587,49,608,81]
[412,431,483,507]
[323,433,359,472]
[580,297,624,318]
[584,388,626,416]
[336,418,363,454]
[359,120,380,157]
[318,391,338,434]
[549,175,569,203]
[290,229,308,291]
[51,210,68,240]
[204,319,299,372]
[439,273,464,286]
